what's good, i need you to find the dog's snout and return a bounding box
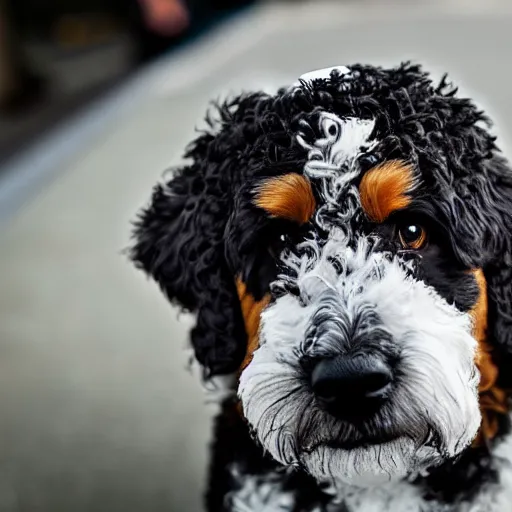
[311,355,392,419]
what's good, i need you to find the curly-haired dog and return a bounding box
[130,63,512,511]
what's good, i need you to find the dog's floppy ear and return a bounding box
[424,87,512,440]
[129,93,271,376]
[480,155,512,389]
[468,153,512,442]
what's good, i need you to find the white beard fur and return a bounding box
[227,429,512,512]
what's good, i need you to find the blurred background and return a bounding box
[1,0,512,510]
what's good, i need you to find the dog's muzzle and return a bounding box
[304,289,395,422]
[238,235,481,486]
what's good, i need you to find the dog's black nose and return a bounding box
[311,355,392,419]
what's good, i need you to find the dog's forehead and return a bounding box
[287,67,423,227]
[297,113,376,175]
[253,106,416,234]
[296,111,379,227]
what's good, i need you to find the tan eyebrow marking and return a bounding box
[359,160,415,222]
[254,174,316,224]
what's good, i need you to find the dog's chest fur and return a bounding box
[227,448,512,512]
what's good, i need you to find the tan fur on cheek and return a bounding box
[472,269,508,445]
[359,160,415,223]
[236,279,270,373]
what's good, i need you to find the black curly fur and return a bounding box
[130,62,512,508]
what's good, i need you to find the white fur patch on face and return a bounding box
[297,113,375,231]
[238,231,481,487]
[297,114,375,180]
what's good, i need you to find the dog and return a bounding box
[129,63,512,511]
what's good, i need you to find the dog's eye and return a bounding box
[398,224,427,250]
[268,234,287,259]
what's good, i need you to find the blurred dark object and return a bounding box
[0,0,45,115]
[129,0,255,62]
[0,0,255,167]
[136,0,190,38]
